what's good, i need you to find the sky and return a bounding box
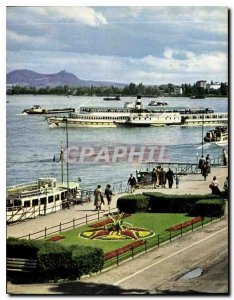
[6,5,228,86]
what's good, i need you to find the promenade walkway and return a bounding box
[7,166,228,239]
[7,165,229,294]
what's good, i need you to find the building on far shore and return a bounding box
[196,80,207,89]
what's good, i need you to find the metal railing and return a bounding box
[15,207,118,240]
[103,211,224,269]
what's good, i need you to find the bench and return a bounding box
[7,258,37,273]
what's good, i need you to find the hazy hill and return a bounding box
[6,69,126,88]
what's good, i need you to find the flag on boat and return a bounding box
[58,146,64,162]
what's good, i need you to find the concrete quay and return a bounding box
[7,166,228,239]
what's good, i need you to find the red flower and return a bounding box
[166,216,204,231]
[121,229,137,240]
[104,240,144,260]
[90,213,131,229]
[47,235,65,242]
[92,230,109,239]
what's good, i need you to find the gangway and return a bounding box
[139,155,224,176]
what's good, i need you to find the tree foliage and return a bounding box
[7,81,228,97]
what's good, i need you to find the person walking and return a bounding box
[201,162,209,181]
[206,154,211,173]
[128,174,136,193]
[209,176,221,195]
[175,175,180,189]
[166,168,174,188]
[104,184,113,211]
[151,168,157,188]
[160,168,166,188]
[156,166,161,187]
[223,176,228,199]
[199,155,206,172]
[94,185,103,210]
[223,149,227,166]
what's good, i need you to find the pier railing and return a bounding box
[140,156,225,176]
[14,207,118,240]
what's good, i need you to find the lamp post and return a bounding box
[201,111,204,157]
[196,153,199,168]
[44,184,48,216]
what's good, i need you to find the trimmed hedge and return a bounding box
[7,237,104,281]
[116,194,150,213]
[7,237,44,259]
[117,192,222,214]
[195,199,226,217]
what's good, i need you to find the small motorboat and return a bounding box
[148,100,168,106]
[204,126,228,145]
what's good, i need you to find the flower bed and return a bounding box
[166,216,204,231]
[47,235,65,242]
[104,240,144,260]
[90,213,131,228]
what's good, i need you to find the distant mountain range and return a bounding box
[6,69,127,88]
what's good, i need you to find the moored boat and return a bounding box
[22,105,75,115]
[181,112,228,126]
[204,126,228,144]
[103,96,120,101]
[6,177,81,224]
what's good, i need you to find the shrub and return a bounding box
[117,194,150,213]
[37,242,74,280]
[7,237,104,281]
[71,246,104,279]
[195,199,226,216]
[7,237,44,259]
[117,192,221,214]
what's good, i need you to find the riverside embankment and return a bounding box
[7,166,228,294]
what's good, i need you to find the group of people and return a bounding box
[199,154,211,181]
[93,184,113,211]
[128,167,180,192]
[151,167,180,189]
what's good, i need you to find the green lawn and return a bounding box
[47,213,193,253]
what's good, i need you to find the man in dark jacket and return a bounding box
[166,168,174,188]
[128,174,136,193]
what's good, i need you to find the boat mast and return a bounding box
[65,118,69,191]
[201,111,204,156]
[60,141,64,184]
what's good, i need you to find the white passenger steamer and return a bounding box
[6,178,81,224]
[46,96,228,128]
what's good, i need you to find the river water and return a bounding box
[6,95,228,190]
